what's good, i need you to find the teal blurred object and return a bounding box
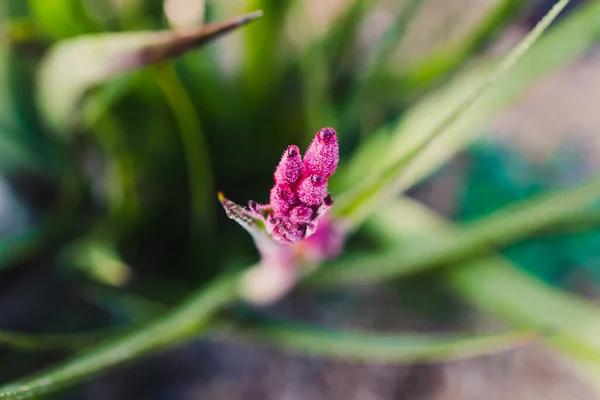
[455,139,600,286]
[0,174,40,271]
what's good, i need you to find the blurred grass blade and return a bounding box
[28,0,99,38]
[83,285,168,325]
[298,0,381,132]
[37,10,263,133]
[398,0,523,95]
[341,0,424,131]
[308,175,600,288]
[332,0,573,227]
[229,319,535,364]
[0,329,116,352]
[449,261,600,391]
[155,65,215,241]
[66,239,132,287]
[242,1,292,101]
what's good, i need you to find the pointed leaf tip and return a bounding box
[243,10,264,23]
[37,11,265,134]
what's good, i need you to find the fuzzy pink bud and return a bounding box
[315,194,333,218]
[303,127,339,179]
[270,184,297,215]
[271,220,306,243]
[289,205,314,224]
[274,145,304,187]
[265,214,280,235]
[297,175,327,206]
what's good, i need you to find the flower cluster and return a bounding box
[249,127,339,244]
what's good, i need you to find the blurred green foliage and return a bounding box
[2,0,600,398]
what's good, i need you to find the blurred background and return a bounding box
[1,0,600,398]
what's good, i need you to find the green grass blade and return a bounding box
[0,329,118,352]
[298,0,381,133]
[229,319,535,364]
[326,196,600,392]
[308,175,600,287]
[340,0,424,132]
[154,64,215,239]
[332,0,574,228]
[398,0,523,95]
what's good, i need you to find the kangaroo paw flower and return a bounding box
[220,128,343,304]
[229,127,340,245]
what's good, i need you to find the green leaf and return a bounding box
[230,318,535,364]
[155,65,215,242]
[332,0,588,228]
[397,0,523,95]
[0,329,116,352]
[328,194,600,392]
[37,11,263,135]
[340,0,424,132]
[65,239,132,287]
[28,0,99,38]
[0,4,63,174]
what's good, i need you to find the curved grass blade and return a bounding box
[155,65,215,243]
[0,329,118,352]
[37,10,263,134]
[227,318,535,364]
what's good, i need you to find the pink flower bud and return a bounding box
[270,184,297,215]
[274,145,304,187]
[315,194,333,218]
[297,175,327,206]
[303,127,339,179]
[271,220,306,243]
[289,205,314,224]
[265,214,280,235]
